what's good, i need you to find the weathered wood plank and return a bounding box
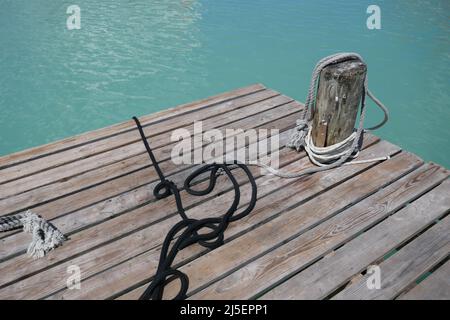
[0,84,265,170]
[0,123,297,263]
[261,175,450,300]
[0,143,295,297]
[0,92,288,200]
[102,142,409,300]
[48,136,388,300]
[184,157,447,300]
[0,111,301,245]
[0,136,384,299]
[398,259,450,300]
[0,108,297,245]
[332,212,450,300]
[0,125,302,291]
[0,100,299,217]
[0,88,275,187]
[0,113,298,245]
[1,84,447,302]
[0,110,301,259]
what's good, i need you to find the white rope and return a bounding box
[0,210,66,259]
[244,52,389,179]
[303,126,390,166]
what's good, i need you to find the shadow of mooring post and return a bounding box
[312,60,367,147]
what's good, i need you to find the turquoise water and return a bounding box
[1,0,449,167]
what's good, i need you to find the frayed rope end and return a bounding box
[20,211,66,259]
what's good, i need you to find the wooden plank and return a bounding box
[0,88,275,187]
[0,124,296,262]
[398,259,450,300]
[0,112,300,260]
[0,117,297,245]
[0,135,384,299]
[332,213,450,300]
[0,107,297,233]
[0,136,297,298]
[0,91,287,198]
[183,158,448,300]
[0,111,301,243]
[1,84,447,302]
[64,141,406,301]
[0,84,265,170]
[261,176,450,300]
[0,123,302,291]
[0,99,299,217]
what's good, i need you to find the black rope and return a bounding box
[132,117,258,300]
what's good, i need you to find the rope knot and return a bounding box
[287,119,309,151]
[0,210,66,259]
[153,180,174,199]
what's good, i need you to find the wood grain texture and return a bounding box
[312,61,366,146]
[0,84,265,170]
[261,170,449,300]
[0,93,291,203]
[332,210,450,300]
[1,112,301,250]
[0,100,301,219]
[0,102,300,242]
[0,128,301,295]
[0,131,295,264]
[116,145,416,300]
[49,136,387,300]
[0,85,447,300]
[0,111,300,261]
[398,259,450,300]
[187,156,446,300]
[1,135,382,299]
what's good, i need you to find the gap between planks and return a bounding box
[0,98,301,220]
[0,91,292,202]
[331,212,450,300]
[185,167,448,300]
[2,134,379,298]
[47,140,408,299]
[0,84,266,170]
[0,112,304,289]
[0,110,301,260]
[260,175,449,300]
[397,258,450,300]
[0,88,281,189]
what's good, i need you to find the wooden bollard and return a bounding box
[311,60,367,147]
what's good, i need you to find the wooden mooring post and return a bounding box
[0,84,448,300]
[311,60,367,147]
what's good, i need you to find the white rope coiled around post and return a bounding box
[249,52,389,179]
[0,211,66,259]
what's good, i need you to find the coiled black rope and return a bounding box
[132,117,258,300]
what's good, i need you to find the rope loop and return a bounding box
[132,117,258,300]
[153,180,173,199]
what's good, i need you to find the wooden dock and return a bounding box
[0,84,448,300]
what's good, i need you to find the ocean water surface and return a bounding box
[0,0,449,167]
